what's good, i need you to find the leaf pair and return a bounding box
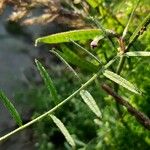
[35,60,76,147]
[103,50,150,95]
[35,59,102,147]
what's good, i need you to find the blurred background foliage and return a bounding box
[0,0,150,149]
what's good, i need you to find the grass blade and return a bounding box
[80,90,102,118]
[35,29,103,45]
[125,51,150,57]
[35,59,59,104]
[103,70,141,95]
[0,91,22,126]
[50,114,76,148]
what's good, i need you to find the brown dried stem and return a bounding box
[102,83,150,130]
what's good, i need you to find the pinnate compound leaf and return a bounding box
[35,59,59,104]
[125,51,150,57]
[103,70,141,95]
[35,29,102,45]
[50,115,76,148]
[0,91,22,126]
[80,90,102,118]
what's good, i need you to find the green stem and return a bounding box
[114,55,126,92]
[0,74,97,142]
[113,55,126,118]
[0,55,118,142]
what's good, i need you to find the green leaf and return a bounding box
[59,45,99,72]
[122,0,140,38]
[0,91,22,126]
[71,39,102,64]
[50,49,81,81]
[50,115,76,148]
[125,51,150,57]
[103,70,141,95]
[128,13,150,47]
[35,59,59,104]
[80,90,102,118]
[86,0,99,8]
[35,29,103,45]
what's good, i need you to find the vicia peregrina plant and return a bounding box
[0,1,150,149]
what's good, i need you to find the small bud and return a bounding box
[90,35,104,49]
[90,40,98,49]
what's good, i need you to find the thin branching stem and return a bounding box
[114,55,126,92]
[0,74,97,142]
[0,55,119,142]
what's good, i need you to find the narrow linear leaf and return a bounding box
[122,0,140,38]
[35,59,59,104]
[71,39,102,64]
[60,45,99,72]
[125,51,150,57]
[50,49,81,81]
[50,115,76,148]
[103,70,141,95]
[128,13,150,47]
[0,91,22,126]
[35,29,103,45]
[80,90,102,118]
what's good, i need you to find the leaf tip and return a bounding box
[35,58,38,63]
[35,39,40,47]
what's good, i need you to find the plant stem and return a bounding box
[0,54,119,142]
[102,84,150,130]
[0,74,97,142]
[114,46,126,116]
[0,55,119,142]
[114,55,126,92]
